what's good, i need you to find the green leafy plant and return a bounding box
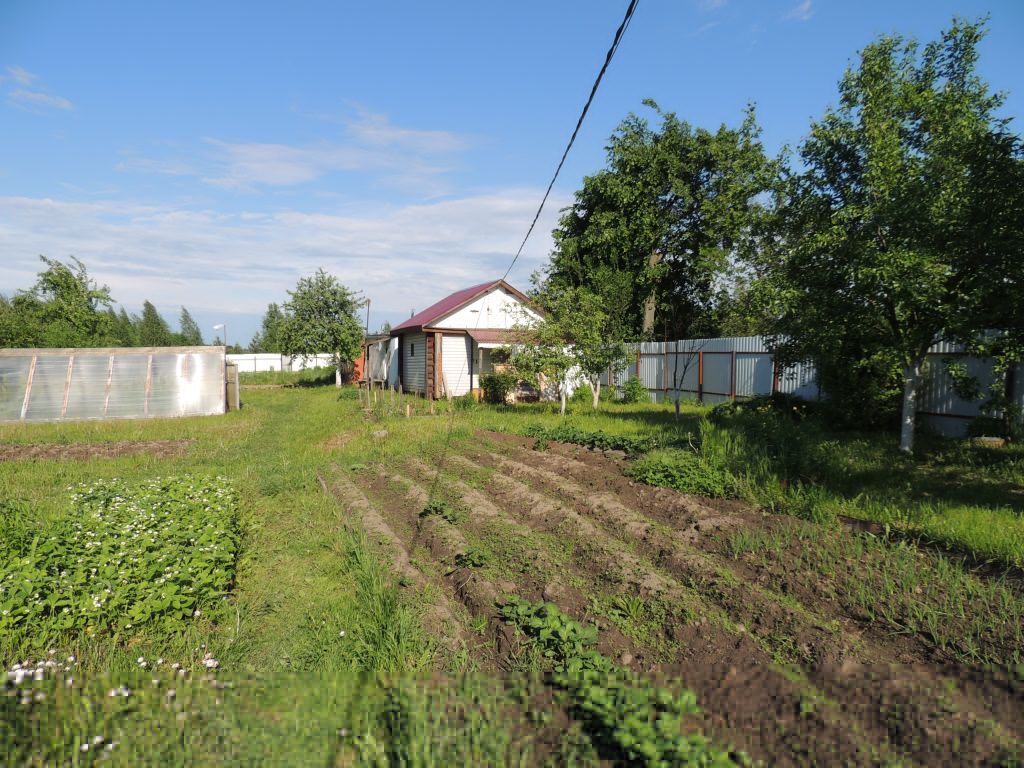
[627,449,736,498]
[522,424,657,456]
[499,597,735,767]
[0,476,239,649]
[618,376,649,404]
[480,372,519,405]
[420,499,462,525]
[454,549,489,568]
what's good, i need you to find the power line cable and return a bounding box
[502,0,640,281]
[409,0,642,539]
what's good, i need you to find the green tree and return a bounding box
[249,303,286,353]
[280,270,364,387]
[0,256,117,348]
[177,307,204,346]
[137,300,174,347]
[760,19,1024,452]
[544,100,776,340]
[112,307,139,346]
[509,287,628,414]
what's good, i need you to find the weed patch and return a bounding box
[627,449,736,498]
[521,424,658,456]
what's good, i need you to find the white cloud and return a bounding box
[4,66,74,112]
[0,191,565,327]
[786,0,813,22]
[4,66,38,85]
[8,89,74,111]
[691,21,721,37]
[124,109,470,197]
[346,108,471,154]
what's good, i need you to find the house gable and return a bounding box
[431,283,540,330]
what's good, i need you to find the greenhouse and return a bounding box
[0,346,226,423]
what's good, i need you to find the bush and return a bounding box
[570,383,594,404]
[480,372,518,405]
[627,449,736,498]
[618,376,649,404]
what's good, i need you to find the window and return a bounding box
[410,342,415,357]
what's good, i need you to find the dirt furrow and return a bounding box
[317,468,469,654]
[474,441,1024,765]
[360,466,522,670]
[443,450,905,765]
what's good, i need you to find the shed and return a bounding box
[390,280,540,398]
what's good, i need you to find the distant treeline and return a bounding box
[0,256,231,350]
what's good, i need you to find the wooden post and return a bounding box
[20,355,38,420]
[697,351,704,404]
[435,332,444,398]
[144,354,154,416]
[405,403,411,418]
[103,354,114,416]
[426,334,435,400]
[635,349,641,378]
[771,358,779,396]
[60,356,75,417]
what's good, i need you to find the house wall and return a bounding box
[441,334,472,396]
[400,332,426,394]
[433,287,540,330]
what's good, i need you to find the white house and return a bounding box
[389,280,541,398]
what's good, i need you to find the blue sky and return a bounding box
[2,0,1021,346]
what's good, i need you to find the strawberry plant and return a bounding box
[0,476,239,650]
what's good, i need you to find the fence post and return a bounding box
[730,351,737,400]
[697,351,704,404]
[635,349,641,379]
[663,343,669,400]
[772,359,779,395]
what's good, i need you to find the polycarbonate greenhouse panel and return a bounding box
[0,347,225,423]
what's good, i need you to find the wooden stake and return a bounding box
[405,403,411,418]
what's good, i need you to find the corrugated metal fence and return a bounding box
[605,336,818,405]
[606,336,1022,437]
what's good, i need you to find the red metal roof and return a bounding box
[392,280,527,333]
[466,328,515,345]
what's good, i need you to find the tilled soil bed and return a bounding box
[0,439,195,462]
[321,430,1024,766]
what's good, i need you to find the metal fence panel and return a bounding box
[702,353,733,397]
[736,353,773,397]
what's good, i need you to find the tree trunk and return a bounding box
[560,386,568,416]
[335,355,342,388]
[642,250,661,336]
[591,376,601,409]
[674,395,681,420]
[899,356,924,454]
